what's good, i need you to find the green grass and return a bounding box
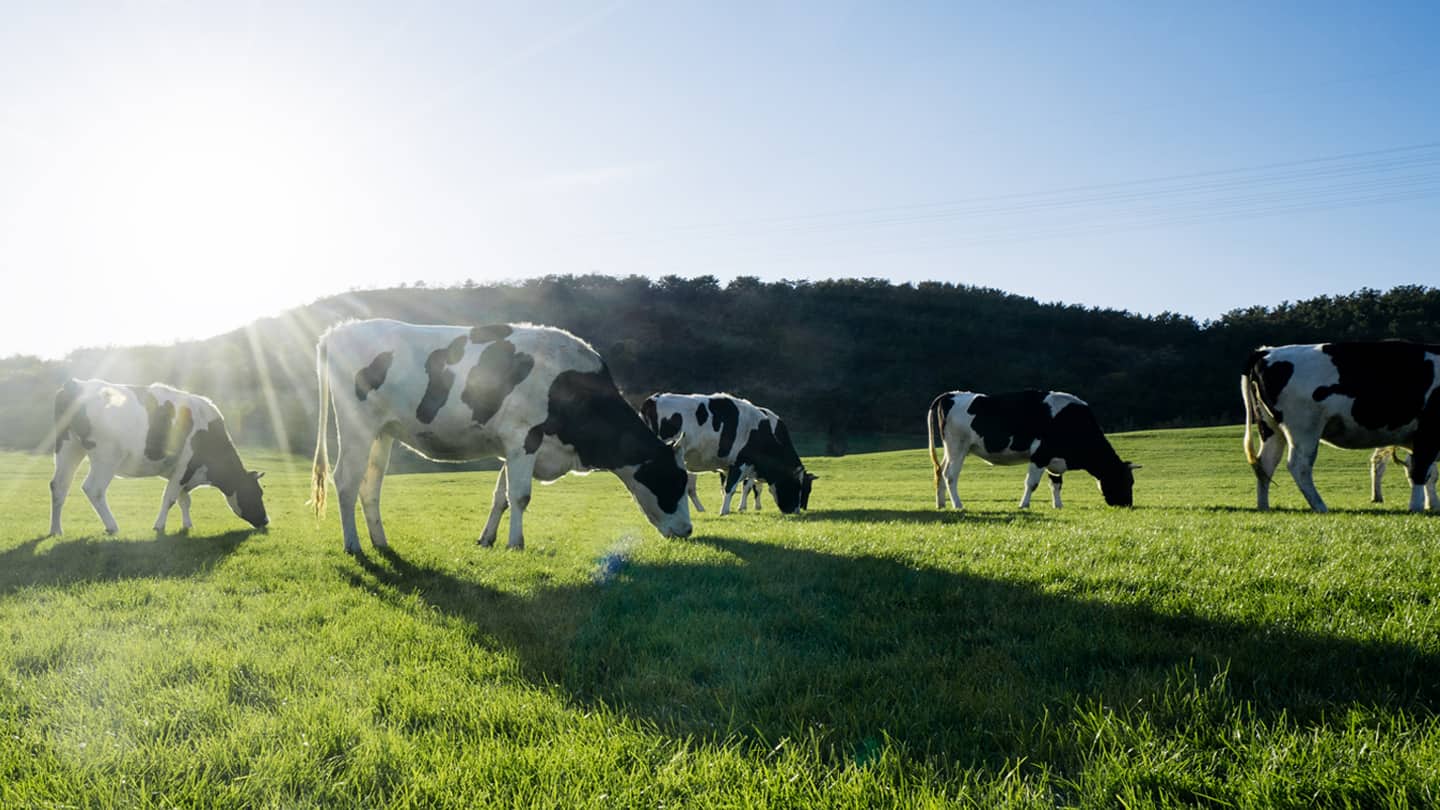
[1,425,1437,807]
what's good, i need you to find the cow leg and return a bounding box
[359,435,394,549]
[1424,463,1438,511]
[1048,472,1064,509]
[1407,439,1440,512]
[332,428,373,554]
[1283,434,1327,513]
[477,465,508,547]
[153,477,185,535]
[941,451,965,510]
[719,463,747,515]
[686,472,706,512]
[1253,431,1286,511]
[1019,463,1045,509]
[1370,448,1389,504]
[738,475,751,512]
[177,489,193,531]
[80,457,121,535]
[503,453,536,550]
[750,477,762,511]
[49,440,86,536]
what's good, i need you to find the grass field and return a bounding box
[2,425,1437,807]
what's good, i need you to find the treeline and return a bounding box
[3,277,1438,460]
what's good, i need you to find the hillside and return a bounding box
[2,277,1437,459]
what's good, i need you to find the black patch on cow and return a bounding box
[937,392,956,420]
[522,365,688,515]
[142,398,177,461]
[1252,355,1295,425]
[54,380,95,452]
[469,324,514,344]
[1045,401,1132,506]
[639,397,660,433]
[655,413,683,441]
[124,387,187,462]
[967,391,1051,455]
[1312,342,1438,431]
[416,336,468,424]
[461,340,535,425]
[182,418,268,527]
[355,351,394,401]
[696,403,709,426]
[708,397,741,458]
[735,418,808,514]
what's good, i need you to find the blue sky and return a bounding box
[1,1,1437,358]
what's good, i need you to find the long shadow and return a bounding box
[344,537,1440,771]
[803,508,1050,525]
[0,530,255,596]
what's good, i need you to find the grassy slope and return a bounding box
[1,426,1437,808]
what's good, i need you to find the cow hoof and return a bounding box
[105,527,119,535]
[506,541,525,551]
[477,535,496,548]
[344,544,363,555]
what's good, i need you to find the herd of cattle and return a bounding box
[45,319,1440,549]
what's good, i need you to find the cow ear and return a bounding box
[1125,462,1142,471]
[252,471,265,480]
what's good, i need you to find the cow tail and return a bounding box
[1241,365,1261,467]
[927,396,944,488]
[310,334,331,517]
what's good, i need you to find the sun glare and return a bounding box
[15,73,374,357]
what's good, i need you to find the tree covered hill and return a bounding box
[3,277,1437,458]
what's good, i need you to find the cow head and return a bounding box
[1097,462,1139,507]
[801,472,818,510]
[225,471,269,528]
[615,438,692,538]
[766,466,811,514]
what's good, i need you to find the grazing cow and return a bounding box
[1370,446,1439,504]
[49,380,268,535]
[640,394,816,514]
[1243,342,1440,512]
[928,390,1137,509]
[310,319,692,553]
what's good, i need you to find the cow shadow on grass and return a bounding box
[0,530,254,596]
[344,537,1440,773]
[801,508,1050,525]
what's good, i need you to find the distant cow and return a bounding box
[311,319,692,553]
[1370,446,1438,504]
[1243,342,1440,512]
[49,380,268,535]
[640,393,815,514]
[928,390,1137,509]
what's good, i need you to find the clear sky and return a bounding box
[2,1,1438,359]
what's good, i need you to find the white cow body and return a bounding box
[928,390,1136,510]
[49,379,268,535]
[1243,342,1440,512]
[641,393,814,514]
[312,319,692,553]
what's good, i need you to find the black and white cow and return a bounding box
[49,379,268,535]
[1243,342,1440,512]
[640,393,815,514]
[1369,446,1438,504]
[927,390,1137,509]
[310,319,692,553]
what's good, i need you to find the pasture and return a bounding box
[1,425,1437,807]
